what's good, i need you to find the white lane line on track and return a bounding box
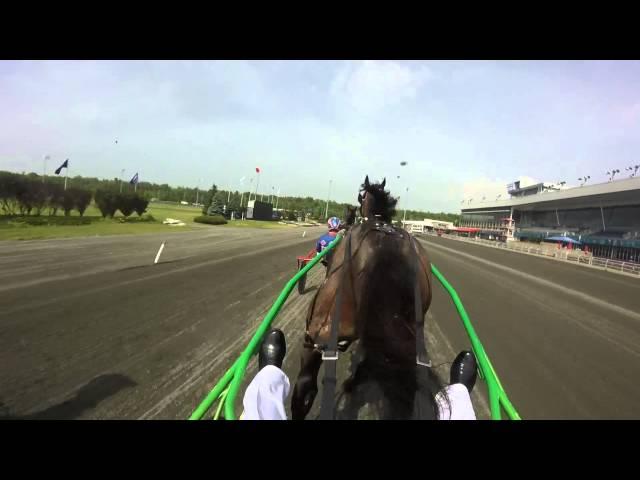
[420,238,640,323]
[0,235,247,294]
[0,237,311,317]
[224,301,241,311]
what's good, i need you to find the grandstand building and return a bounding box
[401,218,456,234]
[459,177,640,263]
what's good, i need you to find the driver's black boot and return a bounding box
[450,350,478,393]
[258,328,287,370]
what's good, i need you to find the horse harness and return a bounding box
[317,218,432,420]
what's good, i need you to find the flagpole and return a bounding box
[255,171,260,201]
[64,165,68,191]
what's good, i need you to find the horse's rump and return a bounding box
[304,222,432,353]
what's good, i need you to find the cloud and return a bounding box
[619,101,640,127]
[330,61,432,116]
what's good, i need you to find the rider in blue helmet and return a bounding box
[317,217,341,254]
[316,217,341,268]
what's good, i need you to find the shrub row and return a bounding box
[194,215,227,225]
[94,190,149,219]
[0,172,92,217]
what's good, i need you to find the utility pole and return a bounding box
[403,187,409,222]
[324,179,332,219]
[43,155,49,184]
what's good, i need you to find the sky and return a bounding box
[1,60,639,213]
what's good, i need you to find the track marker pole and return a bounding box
[154,241,166,264]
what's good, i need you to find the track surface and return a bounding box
[1,228,638,419]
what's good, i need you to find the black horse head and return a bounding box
[343,205,357,228]
[358,175,397,222]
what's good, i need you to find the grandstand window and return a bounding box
[519,206,640,237]
[603,205,640,230]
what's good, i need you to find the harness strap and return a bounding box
[319,230,352,420]
[411,235,431,367]
[318,224,430,419]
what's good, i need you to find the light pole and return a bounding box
[248,177,254,203]
[403,187,409,222]
[324,179,332,219]
[43,155,49,183]
[607,169,620,182]
[626,165,640,178]
[239,176,246,220]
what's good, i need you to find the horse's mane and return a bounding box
[359,180,398,223]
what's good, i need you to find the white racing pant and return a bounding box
[241,366,476,420]
[241,365,290,420]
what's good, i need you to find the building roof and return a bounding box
[462,176,640,213]
[508,182,545,194]
[402,218,456,227]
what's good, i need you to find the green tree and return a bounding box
[118,194,135,217]
[206,192,225,216]
[131,195,150,216]
[201,184,218,214]
[74,189,93,216]
[61,189,77,216]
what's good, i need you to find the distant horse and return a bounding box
[343,205,357,229]
[291,176,444,420]
[318,205,357,273]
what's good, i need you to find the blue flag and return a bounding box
[130,173,139,185]
[54,159,69,175]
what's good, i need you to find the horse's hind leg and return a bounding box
[291,348,323,420]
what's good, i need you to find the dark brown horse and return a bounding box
[291,176,445,420]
